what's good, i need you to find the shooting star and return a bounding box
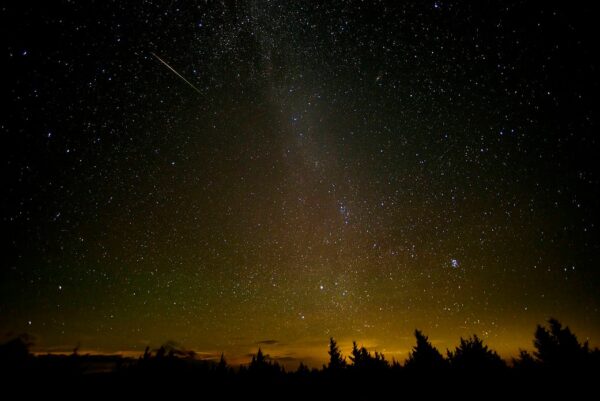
[150,52,202,94]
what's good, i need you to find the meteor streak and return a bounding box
[150,52,202,94]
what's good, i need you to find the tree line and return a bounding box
[1,317,598,392]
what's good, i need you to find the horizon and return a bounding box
[22,317,600,369]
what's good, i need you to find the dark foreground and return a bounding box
[2,318,599,399]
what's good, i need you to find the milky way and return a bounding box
[2,1,598,366]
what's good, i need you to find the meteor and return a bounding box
[150,52,202,94]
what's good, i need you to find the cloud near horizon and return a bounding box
[256,339,279,345]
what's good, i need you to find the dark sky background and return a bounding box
[2,1,598,367]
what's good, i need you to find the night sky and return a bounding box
[2,1,599,367]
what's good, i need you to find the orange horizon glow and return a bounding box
[28,320,600,369]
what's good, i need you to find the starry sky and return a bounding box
[2,1,599,367]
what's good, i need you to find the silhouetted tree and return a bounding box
[155,346,166,360]
[349,341,388,370]
[251,348,266,367]
[390,358,402,370]
[349,341,365,368]
[142,346,151,361]
[296,362,310,377]
[217,353,227,372]
[405,329,447,370]
[156,340,196,359]
[248,348,283,376]
[533,318,589,368]
[0,334,33,369]
[513,350,537,369]
[372,351,388,369]
[448,335,505,370]
[326,337,346,370]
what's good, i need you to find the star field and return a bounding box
[2,1,598,366]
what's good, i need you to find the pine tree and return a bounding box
[327,337,347,370]
[447,335,505,369]
[405,329,446,370]
[533,318,589,367]
[217,353,227,372]
[349,341,388,370]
